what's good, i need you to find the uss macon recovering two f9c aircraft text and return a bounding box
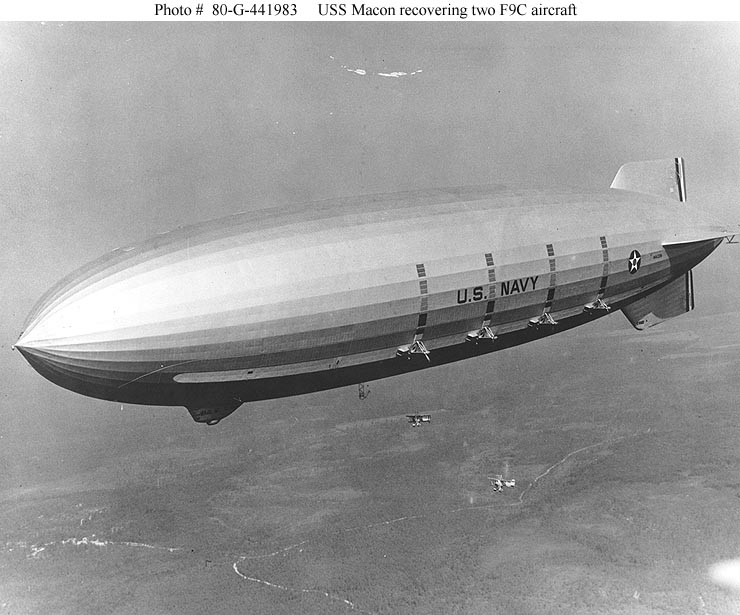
[14,158,732,424]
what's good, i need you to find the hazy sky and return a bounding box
[1,22,739,487]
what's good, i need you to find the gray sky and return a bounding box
[1,22,739,486]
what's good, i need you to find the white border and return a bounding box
[3,0,740,21]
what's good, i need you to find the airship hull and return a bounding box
[15,181,726,423]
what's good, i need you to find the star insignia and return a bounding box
[628,250,641,274]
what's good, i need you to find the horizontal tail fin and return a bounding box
[611,157,686,202]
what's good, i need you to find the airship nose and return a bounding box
[12,240,246,410]
[15,280,90,358]
[14,325,90,404]
[15,293,58,360]
[13,341,49,381]
[14,258,246,421]
[13,287,99,394]
[14,321,46,353]
[11,253,176,402]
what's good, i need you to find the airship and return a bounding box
[14,158,730,424]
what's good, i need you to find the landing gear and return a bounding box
[396,340,431,361]
[466,326,497,343]
[528,312,558,328]
[584,298,611,312]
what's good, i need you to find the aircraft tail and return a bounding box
[622,270,694,330]
[610,157,687,202]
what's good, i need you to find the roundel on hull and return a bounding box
[628,249,641,274]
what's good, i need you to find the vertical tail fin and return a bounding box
[610,157,686,202]
[622,270,694,330]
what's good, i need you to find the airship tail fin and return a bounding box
[622,270,694,330]
[610,157,687,202]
